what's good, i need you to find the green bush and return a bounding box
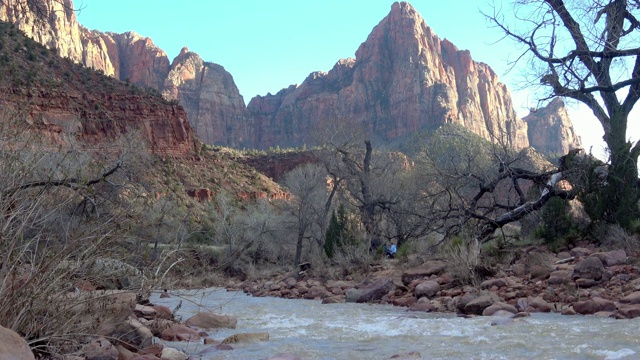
[536,197,579,245]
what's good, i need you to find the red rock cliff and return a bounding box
[247,2,529,149]
[162,47,248,147]
[1,0,581,156]
[524,98,582,155]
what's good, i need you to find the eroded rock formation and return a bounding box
[163,48,248,147]
[0,0,581,155]
[524,98,582,156]
[246,2,530,150]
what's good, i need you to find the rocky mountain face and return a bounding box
[0,19,195,157]
[248,2,530,150]
[0,0,581,155]
[162,47,248,147]
[524,98,582,156]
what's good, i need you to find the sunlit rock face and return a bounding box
[1,0,580,154]
[162,48,249,147]
[524,97,582,156]
[246,2,529,150]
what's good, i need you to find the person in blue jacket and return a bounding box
[385,242,397,258]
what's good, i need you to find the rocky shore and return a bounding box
[229,244,640,320]
[3,244,640,360]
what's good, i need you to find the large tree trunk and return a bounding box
[294,226,305,267]
[603,112,640,228]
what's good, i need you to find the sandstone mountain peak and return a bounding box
[245,1,530,149]
[0,0,581,155]
[524,98,582,156]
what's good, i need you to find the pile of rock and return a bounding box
[229,246,640,320]
[0,289,264,360]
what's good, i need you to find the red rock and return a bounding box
[151,305,173,320]
[524,98,581,155]
[186,188,213,202]
[590,250,628,267]
[480,278,507,289]
[1,1,578,155]
[464,295,494,315]
[0,325,35,360]
[160,324,201,342]
[572,257,604,280]
[617,304,640,319]
[185,312,237,329]
[619,291,640,304]
[401,262,447,286]
[482,302,518,316]
[83,337,118,360]
[392,296,418,307]
[415,280,440,299]
[573,297,616,315]
[357,278,396,303]
[163,47,246,147]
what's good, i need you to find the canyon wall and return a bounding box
[0,0,581,155]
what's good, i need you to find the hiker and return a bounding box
[385,242,397,258]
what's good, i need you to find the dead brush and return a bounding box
[0,112,149,357]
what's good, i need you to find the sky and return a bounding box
[76,0,640,159]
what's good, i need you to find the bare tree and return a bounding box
[281,163,331,266]
[413,124,581,245]
[209,193,278,272]
[486,0,640,228]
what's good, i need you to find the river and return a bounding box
[151,288,640,360]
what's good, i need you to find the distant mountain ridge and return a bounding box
[0,0,581,154]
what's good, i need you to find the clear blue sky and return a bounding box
[76,0,639,158]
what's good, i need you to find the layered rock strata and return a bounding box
[163,48,248,147]
[0,0,581,154]
[246,2,530,149]
[524,97,582,155]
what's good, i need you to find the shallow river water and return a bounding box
[151,288,640,360]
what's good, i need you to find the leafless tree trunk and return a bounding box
[485,0,640,228]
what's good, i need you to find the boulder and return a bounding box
[590,250,627,267]
[569,247,593,257]
[304,285,330,299]
[221,332,269,344]
[83,337,118,360]
[482,302,518,316]
[401,261,446,285]
[619,291,640,305]
[134,304,157,318]
[159,324,201,342]
[185,312,237,329]
[322,295,344,304]
[463,295,494,315]
[455,292,479,313]
[616,304,640,319]
[529,265,552,279]
[574,278,599,288]
[528,296,553,313]
[572,297,616,315]
[480,278,507,289]
[0,325,35,360]
[414,281,440,299]
[345,288,364,303]
[151,305,173,320]
[357,278,395,303]
[109,316,153,350]
[547,270,571,285]
[572,257,604,280]
[160,347,188,360]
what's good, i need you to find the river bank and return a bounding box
[227,243,640,319]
